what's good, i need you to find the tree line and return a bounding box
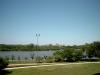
[0,41,100,53]
[0,43,80,51]
[0,44,61,51]
[53,41,100,62]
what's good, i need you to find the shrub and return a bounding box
[45,56,54,63]
[63,49,74,62]
[73,50,83,61]
[0,57,8,70]
[53,50,63,62]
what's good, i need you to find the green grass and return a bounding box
[7,63,100,75]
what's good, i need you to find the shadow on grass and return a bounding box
[93,73,100,75]
[0,70,12,75]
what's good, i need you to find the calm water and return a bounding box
[0,51,55,60]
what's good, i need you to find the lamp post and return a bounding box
[36,33,40,51]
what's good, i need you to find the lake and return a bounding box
[0,51,55,60]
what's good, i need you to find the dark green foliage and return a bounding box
[93,41,100,57]
[0,44,63,51]
[63,49,74,62]
[87,41,100,58]
[0,41,100,53]
[73,50,83,61]
[0,43,85,51]
[53,41,100,62]
[53,50,63,62]
[45,56,54,63]
[0,57,8,70]
[53,49,83,62]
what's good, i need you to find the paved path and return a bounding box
[5,62,100,70]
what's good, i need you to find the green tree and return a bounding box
[0,57,8,71]
[54,48,83,62]
[93,41,100,57]
[73,49,83,61]
[46,56,54,63]
[87,46,94,58]
[87,41,100,58]
[53,50,63,62]
[63,49,74,62]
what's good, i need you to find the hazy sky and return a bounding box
[0,0,100,45]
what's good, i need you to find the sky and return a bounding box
[0,0,100,45]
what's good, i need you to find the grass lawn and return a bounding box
[7,63,100,75]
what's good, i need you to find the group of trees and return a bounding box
[53,49,83,62]
[85,41,100,58]
[0,44,63,51]
[53,41,100,62]
[0,43,94,51]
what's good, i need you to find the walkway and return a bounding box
[5,62,100,70]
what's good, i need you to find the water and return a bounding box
[0,51,55,60]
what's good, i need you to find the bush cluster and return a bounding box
[0,57,8,71]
